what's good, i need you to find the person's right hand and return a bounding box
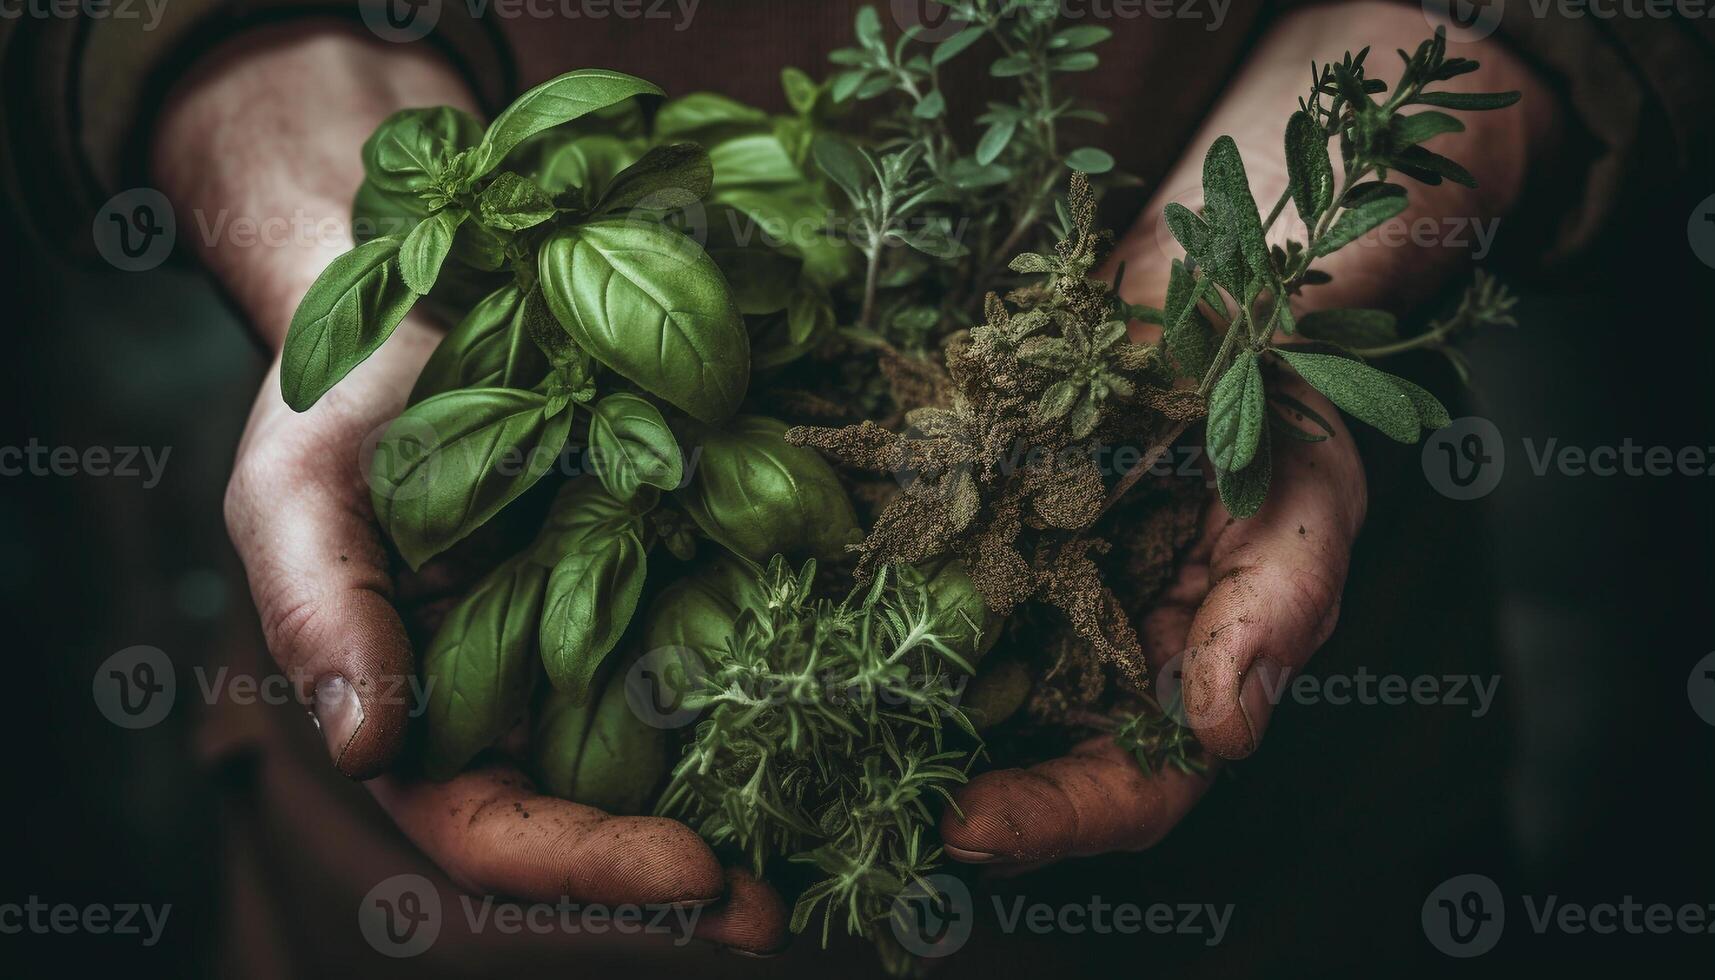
[154,21,786,956]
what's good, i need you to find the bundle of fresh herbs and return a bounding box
[283,2,1518,970]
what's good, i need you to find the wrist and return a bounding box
[152,19,480,350]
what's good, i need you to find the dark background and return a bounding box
[1,85,1711,980]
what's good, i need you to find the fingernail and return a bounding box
[1238,659,1284,754]
[944,845,998,864]
[312,674,364,768]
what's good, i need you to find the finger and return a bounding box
[225,318,440,777]
[942,737,1214,865]
[1176,385,1367,760]
[370,766,789,955]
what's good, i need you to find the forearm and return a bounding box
[152,20,480,351]
[1112,0,1563,313]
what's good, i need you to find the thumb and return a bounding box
[226,327,438,777]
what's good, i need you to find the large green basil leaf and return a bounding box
[529,477,649,560]
[708,133,802,190]
[471,70,663,177]
[410,284,547,404]
[540,526,647,700]
[586,393,684,501]
[362,107,481,195]
[679,415,857,563]
[533,659,667,812]
[595,143,713,216]
[419,554,548,779]
[351,179,427,244]
[370,388,573,569]
[538,219,748,423]
[281,235,417,412]
[641,553,764,662]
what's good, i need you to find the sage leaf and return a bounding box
[1285,110,1334,223]
[281,235,416,412]
[1313,191,1408,255]
[1216,422,1272,519]
[419,554,548,779]
[472,70,663,176]
[540,527,646,699]
[812,135,870,202]
[933,25,986,66]
[1276,349,1421,442]
[370,388,574,569]
[539,219,749,423]
[1064,147,1114,174]
[410,283,548,404]
[1387,374,1452,429]
[597,142,713,214]
[399,208,466,295]
[975,118,1016,166]
[587,392,684,501]
[1162,260,1216,380]
[680,415,858,563]
[1207,350,1265,471]
[1202,136,1271,290]
[1296,308,1398,349]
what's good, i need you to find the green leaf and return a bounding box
[710,245,799,315]
[369,388,574,569]
[1295,308,1399,349]
[419,555,548,778]
[829,69,868,103]
[477,173,556,231]
[913,89,947,119]
[1053,25,1112,49]
[1051,52,1098,72]
[1202,136,1271,288]
[933,25,986,66]
[534,664,666,812]
[537,134,642,200]
[1207,350,1265,471]
[362,107,480,195]
[1413,90,1520,111]
[539,219,749,423]
[1163,203,1211,260]
[399,208,466,295]
[1313,191,1408,255]
[587,392,684,500]
[854,5,883,49]
[351,179,428,245]
[597,142,713,214]
[1216,423,1272,519]
[991,54,1032,77]
[410,284,547,403]
[281,236,417,412]
[1391,110,1464,148]
[1387,374,1452,429]
[1285,110,1334,223]
[654,92,768,140]
[811,134,870,202]
[472,70,663,176]
[1064,147,1114,174]
[680,415,858,563]
[1276,349,1421,442]
[709,134,802,190]
[540,527,647,699]
[976,118,1017,166]
[780,67,820,115]
[1391,145,1477,188]
[1162,260,1216,380]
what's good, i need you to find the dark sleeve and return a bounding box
[1265,1,1715,263]
[0,1,514,262]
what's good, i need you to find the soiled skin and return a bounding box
[153,0,1559,955]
